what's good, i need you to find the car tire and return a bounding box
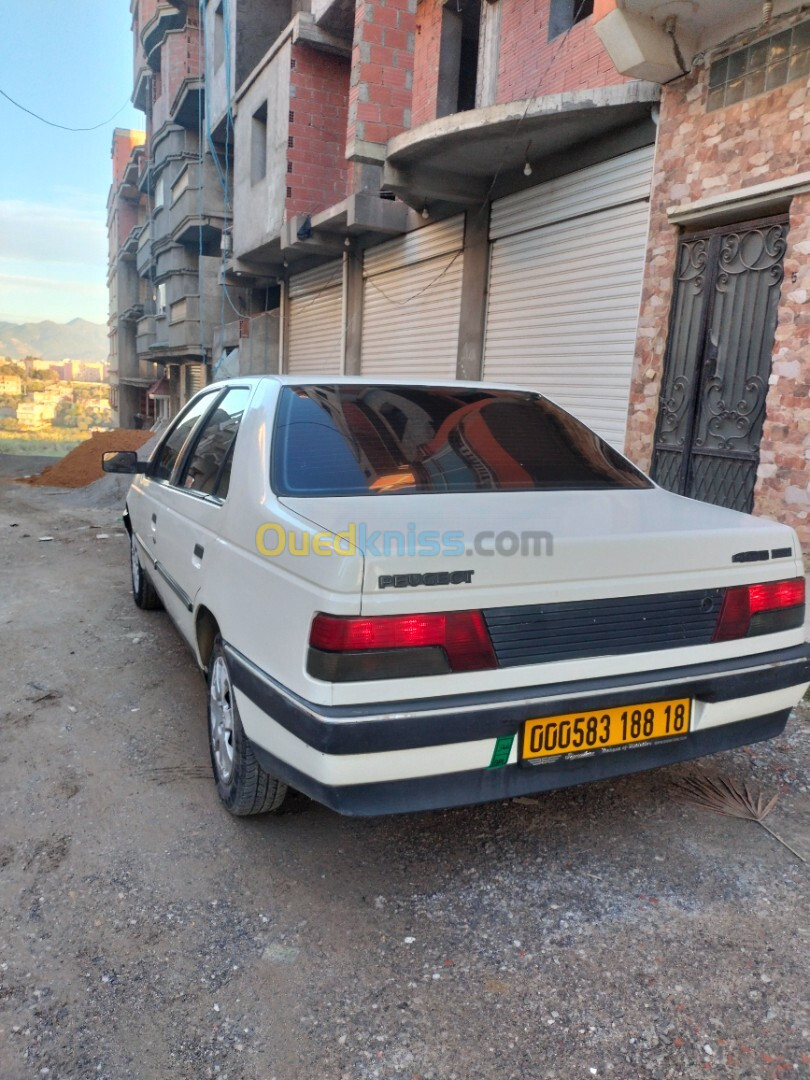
[130,531,162,610]
[207,636,288,816]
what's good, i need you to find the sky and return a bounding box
[0,1,143,325]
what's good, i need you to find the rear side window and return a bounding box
[272,385,651,496]
[178,387,251,498]
[149,391,219,482]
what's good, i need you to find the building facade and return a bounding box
[595,0,810,549]
[108,0,809,544]
[108,127,148,426]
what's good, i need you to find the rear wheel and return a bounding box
[207,636,288,816]
[130,532,162,610]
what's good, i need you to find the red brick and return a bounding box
[369,44,395,66]
[363,122,390,143]
[383,27,409,51]
[356,102,381,122]
[372,5,400,28]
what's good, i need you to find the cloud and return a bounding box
[0,199,106,267]
[0,269,107,323]
[0,272,101,294]
[0,198,108,321]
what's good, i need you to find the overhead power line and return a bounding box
[0,87,132,131]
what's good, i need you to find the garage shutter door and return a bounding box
[483,146,654,448]
[360,216,464,379]
[287,261,343,375]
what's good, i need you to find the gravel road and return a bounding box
[1,456,808,1080]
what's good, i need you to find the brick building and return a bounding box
[113,0,657,427]
[107,127,151,426]
[110,0,809,543]
[123,0,227,421]
[595,0,810,547]
[218,0,658,453]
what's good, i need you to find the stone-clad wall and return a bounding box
[756,194,810,548]
[623,22,810,550]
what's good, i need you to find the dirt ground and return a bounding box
[0,454,808,1080]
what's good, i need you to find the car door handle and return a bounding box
[151,512,157,524]
[193,543,204,559]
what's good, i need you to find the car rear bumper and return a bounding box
[226,641,810,816]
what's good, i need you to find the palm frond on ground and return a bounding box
[673,772,806,864]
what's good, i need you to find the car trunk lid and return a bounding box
[280,488,799,617]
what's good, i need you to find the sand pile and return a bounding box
[22,430,155,489]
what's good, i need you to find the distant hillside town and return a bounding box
[0,356,111,435]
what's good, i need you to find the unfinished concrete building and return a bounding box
[110,0,810,544]
[107,127,162,428]
[127,0,227,415]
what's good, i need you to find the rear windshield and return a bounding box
[272,385,652,496]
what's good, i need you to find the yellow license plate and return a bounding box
[522,699,692,761]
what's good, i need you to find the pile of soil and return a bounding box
[22,429,154,489]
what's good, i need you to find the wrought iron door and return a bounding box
[650,217,788,513]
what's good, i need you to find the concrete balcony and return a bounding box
[384,83,661,213]
[154,244,198,280]
[122,224,143,257]
[136,222,153,277]
[133,65,150,112]
[153,314,169,348]
[170,76,204,131]
[167,315,204,352]
[152,89,170,136]
[311,0,354,40]
[136,315,157,355]
[170,183,227,247]
[141,2,186,61]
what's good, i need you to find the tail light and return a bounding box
[712,578,805,642]
[308,610,497,682]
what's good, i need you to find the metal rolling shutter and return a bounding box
[360,216,464,379]
[287,261,343,375]
[483,146,654,449]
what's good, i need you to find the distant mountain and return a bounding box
[0,319,108,363]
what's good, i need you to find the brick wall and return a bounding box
[133,0,160,80]
[623,44,810,548]
[162,25,202,107]
[347,0,416,160]
[497,0,627,101]
[111,130,144,185]
[411,0,627,128]
[117,198,141,247]
[753,192,810,548]
[411,0,442,127]
[287,44,350,218]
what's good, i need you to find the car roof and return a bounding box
[216,374,531,392]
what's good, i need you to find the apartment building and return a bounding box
[595,0,810,548]
[0,374,23,395]
[110,0,810,542]
[107,127,154,426]
[130,0,228,417]
[113,0,656,434]
[215,0,659,457]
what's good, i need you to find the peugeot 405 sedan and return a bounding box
[103,377,810,817]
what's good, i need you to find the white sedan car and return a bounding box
[104,377,809,817]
